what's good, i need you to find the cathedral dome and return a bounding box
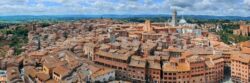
[179,18,187,24]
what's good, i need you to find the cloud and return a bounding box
[244,0,250,9]
[168,0,250,16]
[0,0,248,16]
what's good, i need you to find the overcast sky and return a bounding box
[0,0,249,16]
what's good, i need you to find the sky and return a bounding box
[0,0,249,16]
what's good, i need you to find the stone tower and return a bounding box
[171,9,177,26]
[144,20,152,32]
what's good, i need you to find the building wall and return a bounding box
[116,70,130,80]
[206,67,216,83]
[241,47,250,54]
[84,45,94,61]
[149,69,161,83]
[234,25,250,36]
[222,53,231,66]
[189,62,206,83]
[214,60,224,82]
[231,59,249,83]
[127,66,146,82]
[52,72,61,81]
[94,54,128,69]
[162,71,177,83]
[96,54,146,81]
[176,71,190,83]
[162,60,224,83]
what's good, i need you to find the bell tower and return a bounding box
[171,9,177,26]
[144,20,152,32]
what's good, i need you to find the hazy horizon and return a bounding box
[0,0,249,16]
[0,14,249,17]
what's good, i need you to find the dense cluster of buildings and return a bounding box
[0,10,250,83]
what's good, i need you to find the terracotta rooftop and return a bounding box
[231,52,250,63]
[85,64,101,74]
[7,67,21,81]
[205,59,214,68]
[163,47,184,53]
[241,41,250,48]
[43,61,56,68]
[147,56,161,61]
[53,65,71,78]
[148,61,161,70]
[188,47,213,55]
[91,68,114,79]
[163,62,190,72]
[181,51,193,58]
[129,58,146,68]
[24,66,37,78]
[205,54,222,59]
[36,72,50,81]
[28,51,48,56]
[85,42,96,47]
[212,58,224,64]
[117,49,129,54]
[42,56,59,64]
[46,79,58,83]
[187,55,205,63]
[241,47,250,54]
[99,44,111,50]
[96,50,130,60]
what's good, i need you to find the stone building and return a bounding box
[144,20,153,32]
[233,24,250,36]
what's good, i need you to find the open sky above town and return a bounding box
[0,0,250,16]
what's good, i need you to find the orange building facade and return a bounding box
[162,55,224,83]
[231,41,250,83]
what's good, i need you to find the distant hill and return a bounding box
[183,15,250,21]
[0,15,249,23]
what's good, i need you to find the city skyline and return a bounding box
[1,1,250,83]
[0,0,249,17]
